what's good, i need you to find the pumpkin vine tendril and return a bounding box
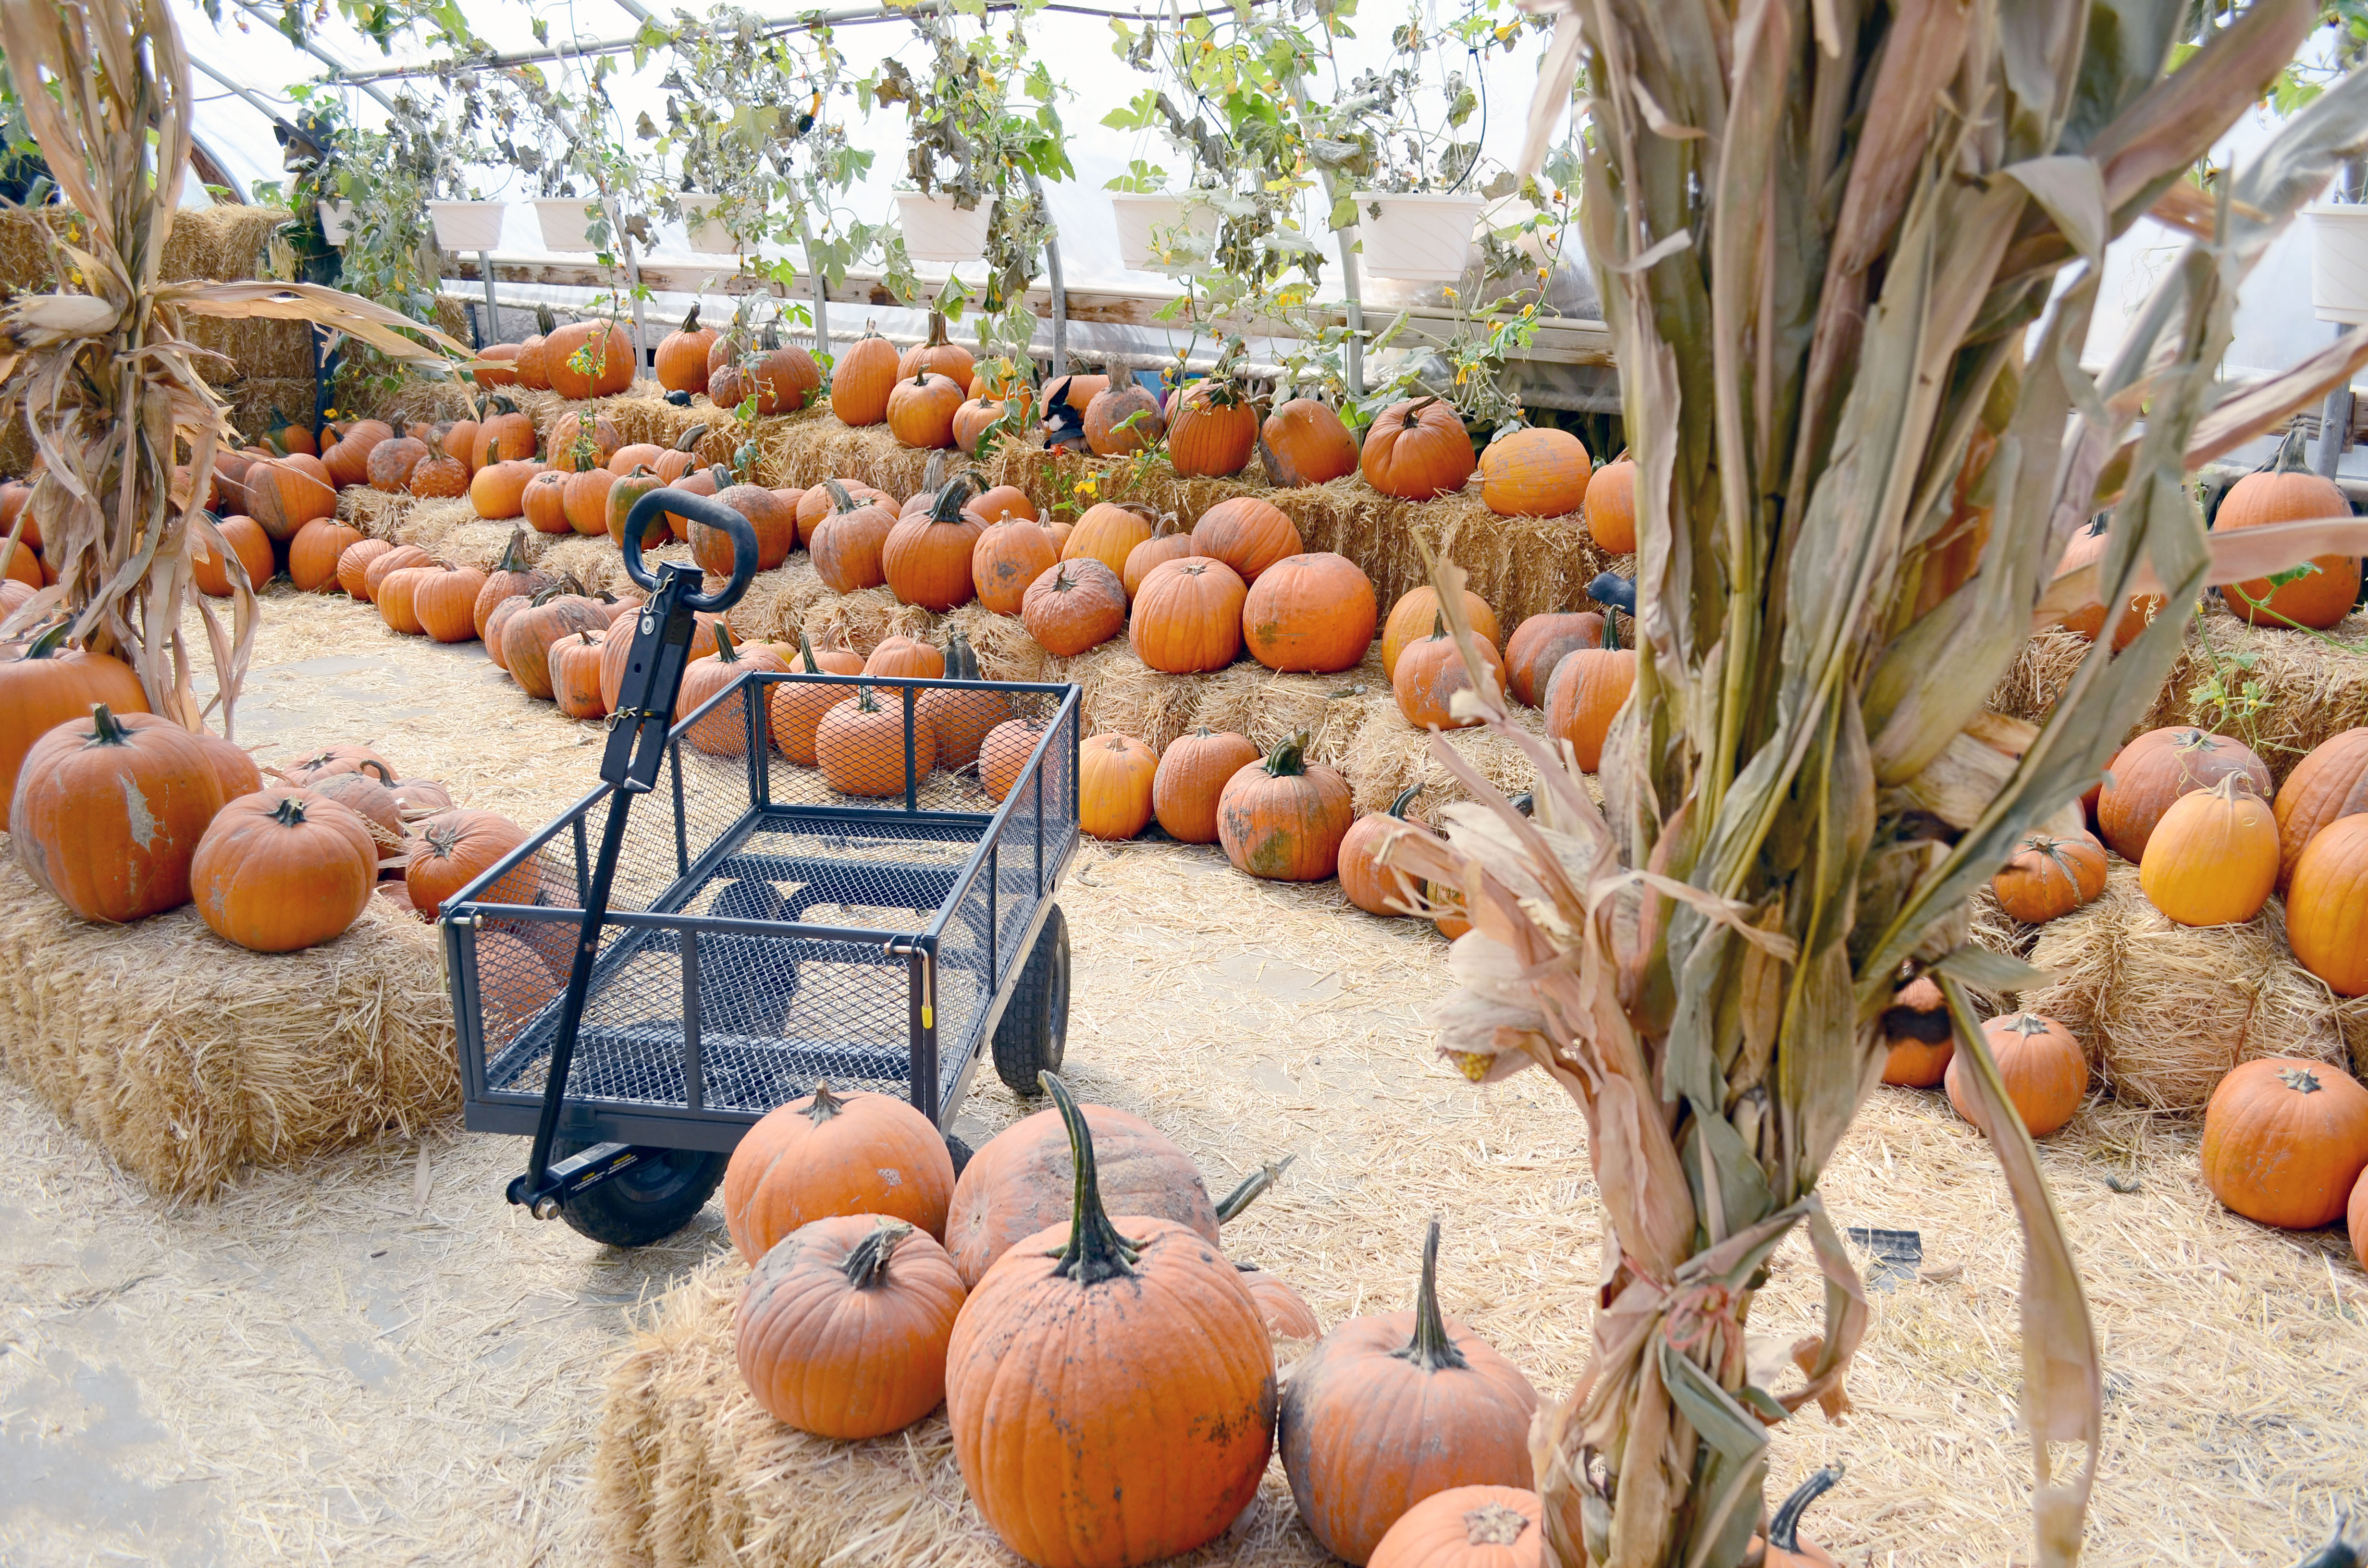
[1389,1217,1469,1373]
[1038,1070,1142,1286]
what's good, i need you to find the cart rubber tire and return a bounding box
[991,904,1068,1098]
[944,1132,974,1179]
[551,1139,728,1248]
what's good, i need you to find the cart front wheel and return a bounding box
[992,904,1068,1098]
[551,1139,728,1248]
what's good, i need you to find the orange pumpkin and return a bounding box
[918,626,1011,768]
[2215,436,2362,629]
[1542,637,1637,772]
[1382,587,1503,680]
[1879,975,1953,1088]
[1361,396,1476,501]
[1083,380,1165,455]
[335,538,394,601]
[797,477,890,548]
[474,530,556,638]
[470,342,522,388]
[2051,520,2168,649]
[1394,615,1503,730]
[1242,552,1378,674]
[974,517,1062,615]
[1260,397,1359,488]
[832,326,901,426]
[471,459,545,522]
[547,409,621,475]
[882,483,984,611]
[545,318,636,400]
[1064,501,1157,583]
[2139,772,2279,926]
[723,1081,958,1261]
[407,806,533,912]
[604,465,666,549]
[2351,1165,2368,1274]
[471,397,537,469]
[407,450,469,499]
[2272,728,2368,888]
[661,465,721,540]
[241,459,338,541]
[413,564,490,644]
[439,417,481,476]
[2199,1057,2368,1229]
[1024,559,1128,657]
[652,424,712,485]
[749,335,821,416]
[288,519,365,594]
[1990,829,2109,923]
[11,704,223,921]
[1479,426,1591,517]
[770,632,865,768]
[951,395,1011,455]
[1191,497,1302,585]
[678,627,789,756]
[285,744,396,788]
[1130,556,1246,674]
[1167,379,1260,478]
[693,481,798,575]
[2288,814,2368,996]
[817,682,934,797]
[1078,732,1158,840]
[978,718,1047,803]
[735,1214,966,1439]
[1278,1220,1539,1565]
[599,611,719,712]
[502,592,612,700]
[1121,518,1199,599]
[1152,729,1260,845]
[192,514,273,598]
[886,370,965,450]
[895,311,975,387]
[519,468,572,535]
[1945,1012,2087,1139]
[364,419,431,493]
[322,418,391,487]
[376,565,435,635]
[1368,1485,1544,1568]
[2097,727,2271,862]
[360,543,432,602]
[1238,1266,1321,1342]
[944,1075,1272,1568]
[548,630,609,720]
[863,634,946,681]
[1501,611,1604,707]
[810,481,901,594]
[1584,457,1636,554]
[969,483,1036,525]
[188,789,377,951]
[1338,785,1428,918]
[562,465,618,537]
[1218,733,1354,881]
[654,304,718,394]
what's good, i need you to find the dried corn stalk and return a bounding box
[1386,1,2368,1564]
[0,0,463,733]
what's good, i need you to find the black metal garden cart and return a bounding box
[437,489,1081,1247]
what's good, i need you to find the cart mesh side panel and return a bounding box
[451,674,1078,1134]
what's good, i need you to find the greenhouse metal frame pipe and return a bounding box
[226,0,401,114]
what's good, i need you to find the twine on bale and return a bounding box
[0,855,457,1199]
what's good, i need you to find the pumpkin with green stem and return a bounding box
[12,703,223,920]
[1217,732,1354,881]
[917,627,1011,768]
[2199,1057,2368,1230]
[945,1073,1274,1568]
[678,626,789,758]
[882,481,984,611]
[770,631,865,768]
[817,681,933,797]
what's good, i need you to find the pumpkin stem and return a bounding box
[1392,1217,1469,1372]
[854,680,880,714]
[1387,784,1423,819]
[925,309,950,348]
[679,303,701,334]
[496,528,532,574]
[676,423,708,453]
[21,619,70,661]
[1432,609,1446,640]
[2272,425,2311,475]
[1040,1070,1141,1286]
[1767,1465,1843,1553]
[1213,1153,1295,1224]
[271,794,312,828]
[82,703,131,746]
[839,1218,914,1289]
[2277,1066,2323,1094]
[823,478,860,514]
[797,630,823,674]
[714,624,740,662]
[1461,1504,1531,1548]
[803,1081,846,1122]
[1263,731,1311,778]
[535,303,556,336]
[931,475,980,524]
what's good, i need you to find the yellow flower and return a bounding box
[1537,266,1550,279]
[1443,286,1458,300]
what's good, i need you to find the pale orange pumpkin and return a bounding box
[2199,1056,2368,1229]
[1079,732,1159,840]
[1478,427,1591,517]
[1945,1012,2087,1139]
[2139,772,2279,926]
[1584,458,1636,553]
[1259,397,1359,488]
[2215,431,2362,629]
[1382,587,1503,680]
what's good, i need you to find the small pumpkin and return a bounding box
[1361,396,1476,501]
[735,1215,966,1440]
[1945,1012,2087,1139]
[2272,728,2368,889]
[518,468,572,535]
[1990,829,2109,924]
[1242,552,1379,674]
[604,465,668,549]
[12,705,224,921]
[1151,729,1259,845]
[2287,814,2368,996]
[1121,517,1200,599]
[1584,457,1636,553]
[1879,975,1953,1088]
[413,564,490,644]
[1394,613,1505,730]
[770,631,865,768]
[863,634,946,681]
[335,539,393,600]
[286,744,395,787]
[654,304,718,394]
[322,418,391,487]
[969,483,1036,525]
[1368,1487,1544,1568]
[1278,1219,1540,1565]
[562,465,619,538]
[2199,1057,2368,1229]
[1191,496,1302,585]
[1479,427,1591,517]
[365,418,430,492]
[723,1081,959,1261]
[599,611,719,712]
[653,423,712,485]
[1542,620,1637,772]
[544,318,636,400]
[1338,786,1429,918]
[803,477,894,559]
[895,311,975,387]
[1168,378,1260,478]
[1024,559,1129,657]
[1130,556,1247,674]
[1063,501,1159,583]
[473,530,554,638]
[470,459,545,523]
[979,718,1047,803]
[189,790,377,952]
[1079,732,1158,840]
[817,682,935,797]
[882,482,985,611]
[470,397,537,469]
[2139,772,2279,926]
[407,450,469,499]
[2097,727,2271,862]
[405,808,534,914]
[1259,397,1359,488]
[1083,380,1166,455]
[1501,611,1604,707]
[547,409,622,475]
[974,515,1062,615]
[1382,588,1503,680]
[918,626,1011,768]
[2215,429,2363,629]
[886,370,966,450]
[832,325,901,426]
[360,544,432,602]
[1218,732,1354,882]
[548,631,609,720]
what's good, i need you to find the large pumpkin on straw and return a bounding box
[2272,728,2368,888]
[0,625,148,829]
[2214,431,2363,630]
[1218,733,1353,881]
[190,788,377,952]
[2199,1057,2368,1230]
[1361,397,1475,501]
[12,704,222,920]
[945,1074,1274,1568]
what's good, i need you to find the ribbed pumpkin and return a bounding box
[1501,612,1604,707]
[2287,814,2368,996]
[471,397,537,469]
[1242,552,1378,673]
[817,683,933,797]
[1024,559,1129,657]
[1945,1013,2087,1139]
[750,334,821,416]
[545,318,636,399]
[360,543,432,602]
[945,1074,1272,1568]
[661,464,721,539]
[1394,615,1505,730]
[1361,397,1476,501]
[1990,829,2109,924]
[797,477,890,548]
[896,311,975,387]
[1120,518,1198,599]
[970,483,1037,525]
[413,565,489,644]
[1879,976,1953,1088]
[679,627,789,756]
[974,517,1062,615]
[1583,457,1635,553]
[241,459,338,541]
[735,1215,966,1439]
[723,1082,958,1262]
[562,465,618,537]
[1084,380,1165,455]
[2272,728,2368,888]
[1218,733,1354,882]
[1078,732,1158,840]
[1368,1486,1544,1568]
[863,634,945,681]
[883,483,984,611]
[2097,727,2271,862]
[1542,627,1637,772]
[0,626,150,831]
[188,789,377,952]
[547,409,621,474]
[549,630,609,720]
[1260,397,1359,487]
[1279,1220,1539,1566]
[770,632,865,768]
[2051,520,2166,649]
[375,566,435,635]
[693,480,798,575]
[654,304,718,394]
[1382,588,1503,680]
[2199,1057,2368,1229]
[322,417,391,487]
[1148,728,1259,844]
[470,459,544,522]
[1191,497,1302,585]
[1131,556,1246,674]
[1063,501,1158,582]
[2215,431,2362,629]
[918,627,1011,768]
[192,514,273,598]
[405,808,534,913]
[407,450,469,499]
[951,395,1009,455]
[1479,427,1591,517]
[886,371,965,449]
[604,465,667,548]
[502,591,612,700]
[1338,786,1428,918]
[605,441,665,478]
[12,705,224,921]
[979,718,1047,803]
[519,468,572,534]
[2139,773,2279,926]
[335,538,393,600]
[600,611,719,712]
[832,326,901,426]
[1168,379,1260,478]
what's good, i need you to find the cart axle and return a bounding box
[508,1140,655,1219]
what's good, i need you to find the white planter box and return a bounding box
[678,193,742,255]
[533,196,615,253]
[1352,190,1488,282]
[317,199,354,246]
[2306,202,2368,324]
[897,193,991,263]
[428,201,508,252]
[1110,192,1221,272]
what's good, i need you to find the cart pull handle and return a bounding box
[619,488,760,613]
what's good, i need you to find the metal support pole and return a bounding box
[1338,223,1365,398]
[2319,322,2354,480]
[1027,171,1067,376]
[812,266,831,363]
[622,224,650,373]
[480,250,499,343]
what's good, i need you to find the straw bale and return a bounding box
[0,853,456,1200]
[193,314,315,384]
[0,203,285,292]
[595,1252,1337,1568]
[2017,863,2362,1109]
[220,375,320,445]
[381,377,483,428]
